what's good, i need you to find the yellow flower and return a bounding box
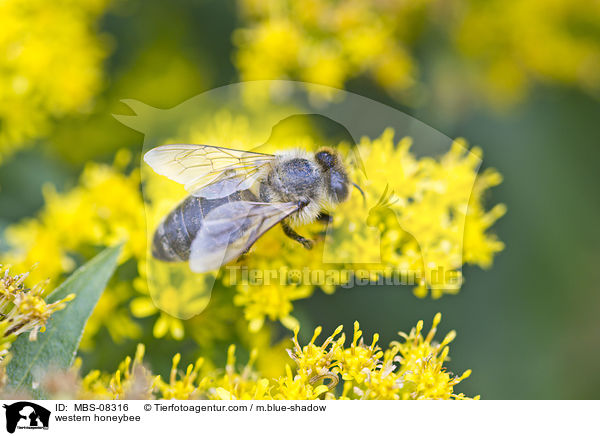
[152,313,185,340]
[284,314,476,399]
[0,0,111,162]
[2,146,248,347]
[231,129,504,328]
[80,344,154,400]
[4,150,145,285]
[3,151,146,346]
[0,265,73,343]
[233,0,426,99]
[391,313,476,399]
[453,0,600,106]
[3,125,503,343]
[77,315,476,400]
[154,352,205,399]
[0,265,73,388]
[235,0,600,107]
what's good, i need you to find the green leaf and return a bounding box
[5,244,122,399]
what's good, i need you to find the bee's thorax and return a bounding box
[259,151,327,225]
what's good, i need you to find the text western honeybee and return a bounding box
[144,144,363,273]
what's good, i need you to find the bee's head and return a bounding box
[315,147,349,204]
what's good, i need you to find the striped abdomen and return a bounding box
[151,190,258,262]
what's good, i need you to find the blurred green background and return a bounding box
[1,0,599,399]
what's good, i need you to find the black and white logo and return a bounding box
[2,402,50,433]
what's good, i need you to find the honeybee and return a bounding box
[144,144,363,273]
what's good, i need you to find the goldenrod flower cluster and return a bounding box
[230,129,505,330]
[3,151,145,346]
[233,0,600,106]
[0,0,110,162]
[454,0,600,106]
[0,265,73,387]
[75,314,477,400]
[233,0,427,97]
[2,129,503,344]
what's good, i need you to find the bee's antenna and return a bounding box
[352,182,366,206]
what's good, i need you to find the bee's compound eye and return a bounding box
[315,150,335,170]
[329,170,349,203]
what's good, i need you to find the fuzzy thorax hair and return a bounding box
[258,149,330,226]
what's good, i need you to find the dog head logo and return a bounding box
[3,402,50,433]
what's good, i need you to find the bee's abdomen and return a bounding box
[151,190,258,262]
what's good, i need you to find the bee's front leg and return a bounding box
[281,221,313,249]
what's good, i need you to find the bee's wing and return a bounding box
[143,144,274,198]
[189,201,299,273]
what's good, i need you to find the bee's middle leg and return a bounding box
[281,221,313,249]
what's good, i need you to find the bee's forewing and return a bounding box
[189,201,299,273]
[143,144,274,197]
[190,171,260,199]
